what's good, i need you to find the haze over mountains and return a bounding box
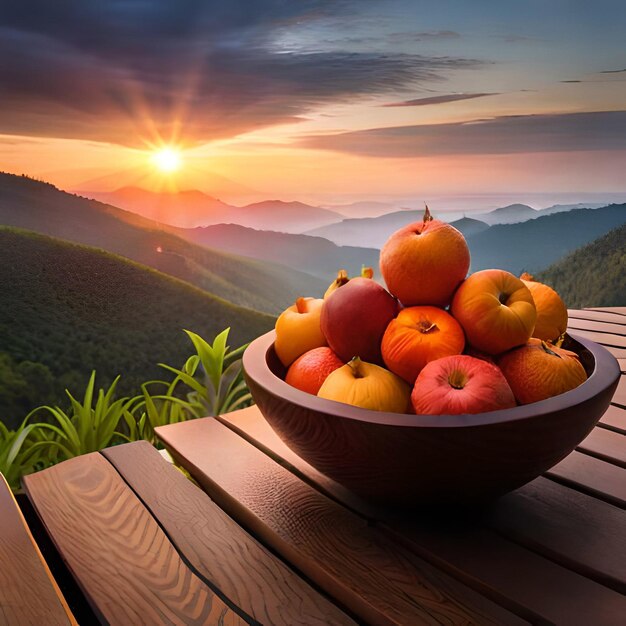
[178,223,380,281]
[467,205,626,274]
[85,186,343,232]
[306,202,623,249]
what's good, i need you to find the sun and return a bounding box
[151,147,182,173]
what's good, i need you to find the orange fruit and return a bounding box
[380,206,470,307]
[285,347,344,395]
[520,273,568,344]
[318,357,410,413]
[498,338,587,404]
[450,269,537,355]
[381,306,465,384]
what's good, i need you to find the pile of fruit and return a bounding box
[274,208,588,415]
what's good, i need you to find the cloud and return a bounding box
[388,30,461,42]
[298,111,626,157]
[599,68,626,74]
[382,93,497,107]
[0,1,480,146]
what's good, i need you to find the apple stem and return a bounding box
[295,297,308,314]
[335,269,349,286]
[361,266,374,279]
[418,321,438,334]
[348,356,364,378]
[448,369,466,390]
[555,332,566,348]
[540,340,561,358]
[423,203,433,223]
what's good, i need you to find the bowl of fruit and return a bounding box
[242,209,621,505]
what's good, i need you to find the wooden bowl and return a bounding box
[243,331,620,505]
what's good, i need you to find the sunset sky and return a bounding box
[0,1,625,209]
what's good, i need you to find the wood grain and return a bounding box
[102,442,354,626]
[568,319,626,335]
[0,474,75,626]
[611,375,626,406]
[577,426,626,467]
[482,477,626,594]
[600,404,626,433]
[23,453,248,626]
[568,329,626,349]
[157,417,528,626]
[589,307,626,316]
[384,522,626,626]
[568,309,626,325]
[218,406,626,625]
[546,451,626,508]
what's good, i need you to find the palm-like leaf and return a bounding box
[157,328,252,417]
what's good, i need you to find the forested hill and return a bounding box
[536,223,626,308]
[467,204,626,274]
[0,172,325,314]
[0,227,274,426]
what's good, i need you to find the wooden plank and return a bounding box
[600,404,626,433]
[23,454,247,626]
[210,409,626,625]
[567,329,626,349]
[546,451,626,508]
[589,307,626,316]
[383,522,626,626]
[567,318,626,335]
[578,426,626,467]
[568,309,626,325]
[569,334,626,358]
[102,442,354,626]
[157,417,529,626]
[217,406,369,515]
[618,358,626,374]
[0,474,75,626]
[482,477,626,594]
[611,375,626,406]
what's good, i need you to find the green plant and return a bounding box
[159,328,252,417]
[0,327,254,490]
[26,371,137,461]
[0,419,48,491]
[127,378,195,446]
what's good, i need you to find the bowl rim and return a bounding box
[243,330,621,428]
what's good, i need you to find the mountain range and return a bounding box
[306,211,492,248]
[306,203,624,250]
[0,173,325,313]
[177,223,381,280]
[85,186,343,232]
[468,205,626,275]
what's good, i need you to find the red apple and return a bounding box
[411,355,516,415]
[324,266,374,299]
[321,277,399,364]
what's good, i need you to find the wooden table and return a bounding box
[156,307,626,626]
